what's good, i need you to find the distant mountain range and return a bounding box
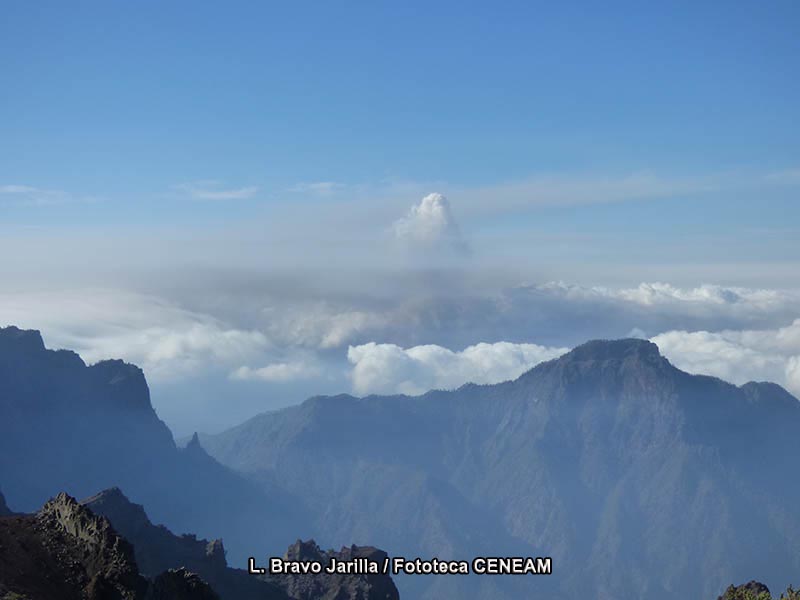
[1,325,799,599]
[199,338,800,599]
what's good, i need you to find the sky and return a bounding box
[1,1,799,436]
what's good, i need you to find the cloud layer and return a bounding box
[1,278,797,429]
[0,289,269,382]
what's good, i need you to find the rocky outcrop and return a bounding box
[0,492,146,599]
[83,487,399,600]
[272,540,399,600]
[0,489,10,516]
[83,487,287,600]
[718,580,771,599]
[148,568,220,600]
[83,487,228,578]
[0,491,233,600]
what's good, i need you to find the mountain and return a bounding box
[0,325,306,564]
[0,489,10,516]
[0,491,218,599]
[82,487,399,600]
[199,338,800,600]
[0,490,399,600]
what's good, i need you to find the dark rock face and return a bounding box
[201,338,800,600]
[274,540,399,600]
[718,580,771,599]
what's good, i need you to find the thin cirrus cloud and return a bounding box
[0,184,95,206]
[173,180,259,201]
[287,181,346,195]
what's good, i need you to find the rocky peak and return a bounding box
[149,568,220,600]
[37,492,138,566]
[0,489,11,516]
[718,580,771,599]
[276,539,399,600]
[556,338,665,366]
[0,325,45,354]
[82,487,229,578]
[0,491,224,600]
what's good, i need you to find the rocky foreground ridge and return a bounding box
[0,489,399,600]
[718,580,800,600]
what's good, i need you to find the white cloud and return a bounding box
[347,341,567,396]
[392,193,469,253]
[2,279,798,401]
[651,319,800,397]
[173,180,258,201]
[230,360,320,382]
[0,289,269,381]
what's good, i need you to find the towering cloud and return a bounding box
[392,193,469,254]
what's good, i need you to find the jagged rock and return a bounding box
[83,487,288,600]
[84,487,399,600]
[83,488,228,577]
[0,492,146,599]
[273,540,399,600]
[148,568,220,600]
[718,580,771,599]
[0,492,217,600]
[0,489,10,516]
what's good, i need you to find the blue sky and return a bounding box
[2,2,799,205]
[2,1,799,434]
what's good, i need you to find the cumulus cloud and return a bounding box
[347,341,567,396]
[173,180,258,200]
[392,193,469,254]
[651,319,800,397]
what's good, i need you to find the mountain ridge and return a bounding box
[199,337,800,600]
